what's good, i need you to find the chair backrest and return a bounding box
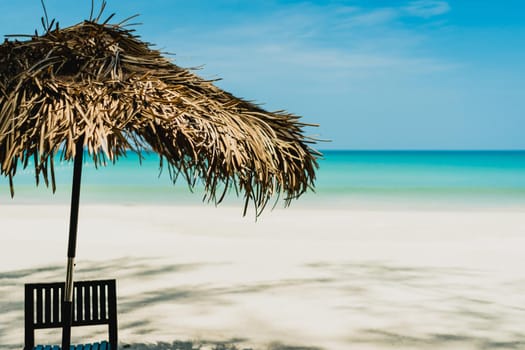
[25,279,117,350]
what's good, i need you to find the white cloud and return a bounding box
[254,43,453,71]
[160,2,457,86]
[342,8,398,27]
[403,0,451,18]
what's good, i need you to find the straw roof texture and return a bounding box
[0,15,318,214]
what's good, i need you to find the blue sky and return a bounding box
[0,0,523,150]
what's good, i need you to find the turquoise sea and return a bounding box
[1,151,525,209]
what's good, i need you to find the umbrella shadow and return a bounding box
[305,261,525,349]
[1,257,333,349]
[118,340,321,350]
[119,276,336,313]
[0,258,212,348]
[118,339,261,350]
[349,329,525,349]
[108,260,525,349]
[2,259,525,349]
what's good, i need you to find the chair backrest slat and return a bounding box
[100,283,107,320]
[52,285,61,325]
[44,287,51,324]
[75,285,83,322]
[85,284,92,322]
[36,288,43,325]
[92,284,99,321]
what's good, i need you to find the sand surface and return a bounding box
[1,204,525,349]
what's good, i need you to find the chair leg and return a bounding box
[108,323,117,350]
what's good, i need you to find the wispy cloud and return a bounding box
[164,2,456,80]
[403,0,451,18]
[342,8,398,27]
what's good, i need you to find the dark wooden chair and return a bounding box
[24,279,117,350]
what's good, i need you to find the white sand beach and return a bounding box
[1,203,525,350]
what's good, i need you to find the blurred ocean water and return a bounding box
[1,151,524,209]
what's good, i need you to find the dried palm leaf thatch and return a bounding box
[0,16,319,214]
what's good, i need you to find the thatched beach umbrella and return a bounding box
[0,6,318,349]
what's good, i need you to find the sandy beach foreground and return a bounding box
[1,204,524,349]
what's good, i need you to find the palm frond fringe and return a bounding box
[0,17,319,215]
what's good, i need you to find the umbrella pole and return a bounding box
[62,140,84,350]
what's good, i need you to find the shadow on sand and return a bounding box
[120,340,322,350]
[1,258,525,349]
